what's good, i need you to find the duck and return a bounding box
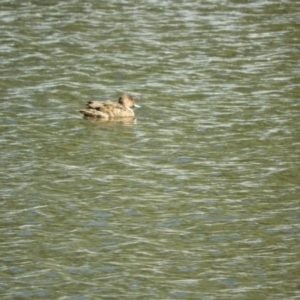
[79,94,140,119]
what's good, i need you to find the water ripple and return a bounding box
[1,0,300,299]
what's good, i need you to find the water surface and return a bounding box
[1,0,300,299]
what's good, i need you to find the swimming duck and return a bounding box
[80,94,140,119]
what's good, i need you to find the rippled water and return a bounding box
[1,0,300,299]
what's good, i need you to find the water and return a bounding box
[1,0,300,299]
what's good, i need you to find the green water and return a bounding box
[1,1,300,299]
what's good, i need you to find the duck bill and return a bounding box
[133,104,140,108]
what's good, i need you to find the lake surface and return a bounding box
[1,0,300,299]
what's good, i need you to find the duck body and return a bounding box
[80,94,139,119]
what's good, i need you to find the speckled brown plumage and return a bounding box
[80,94,139,119]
